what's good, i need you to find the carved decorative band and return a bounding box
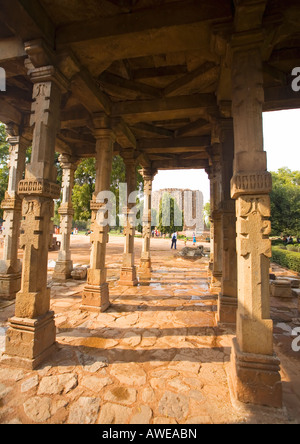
[58,207,74,216]
[1,197,22,212]
[231,172,272,199]
[18,179,61,199]
[90,201,106,211]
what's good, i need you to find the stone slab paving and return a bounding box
[0,236,299,424]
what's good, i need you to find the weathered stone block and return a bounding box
[229,338,282,409]
[270,280,292,298]
[71,267,87,280]
[3,311,56,370]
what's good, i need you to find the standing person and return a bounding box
[171,232,177,250]
[193,232,196,246]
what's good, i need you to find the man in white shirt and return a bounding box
[171,232,177,250]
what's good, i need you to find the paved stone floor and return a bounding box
[0,235,299,424]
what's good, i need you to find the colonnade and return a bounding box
[0,29,283,409]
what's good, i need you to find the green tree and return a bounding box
[158,193,183,235]
[0,124,9,219]
[203,202,211,229]
[270,168,300,236]
[70,155,144,224]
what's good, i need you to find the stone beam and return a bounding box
[138,136,210,151]
[111,118,137,149]
[112,94,217,122]
[0,0,55,45]
[164,62,218,97]
[234,0,268,32]
[71,68,112,115]
[0,37,26,62]
[98,71,162,99]
[151,158,209,170]
[175,118,210,137]
[132,65,188,81]
[56,0,233,46]
[132,123,174,138]
[0,99,22,126]
[263,85,300,111]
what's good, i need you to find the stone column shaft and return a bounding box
[119,153,138,286]
[140,168,156,273]
[82,125,115,312]
[209,151,223,291]
[3,64,65,369]
[53,154,77,280]
[229,30,282,408]
[217,119,238,324]
[0,135,27,300]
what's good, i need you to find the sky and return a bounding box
[152,109,300,204]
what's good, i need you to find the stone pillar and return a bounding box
[209,148,223,292]
[229,30,282,408]
[3,65,65,369]
[119,150,138,286]
[217,119,238,324]
[82,117,115,312]
[0,133,27,300]
[140,167,156,274]
[53,154,77,280]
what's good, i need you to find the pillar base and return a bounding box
[81,283,110,313]
[119,266,138,286]
[3,311,56,370]
[210,272,222,292]
[53,260,73,281]
[229,338,282,409]
[0,272,22,300]
[139,258,152,274]
[217,294,238,325]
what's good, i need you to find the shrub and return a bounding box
[272,247,300,273]
[286,244,300,253]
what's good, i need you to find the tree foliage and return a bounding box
[0,124,10,220]
[158,193,183,235]
[270,168,300,236]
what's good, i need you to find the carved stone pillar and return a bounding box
[209,148,223,292]
[82,118,115,312]
[140,167,156,274]
[207,169,214,277]
[53,154,77,280]
[229,30,282,408]
[217,119,238,324]
[3,64,65,369]
[119,151,138,286]
[0,133,27,300]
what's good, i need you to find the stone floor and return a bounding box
[0,235,299,424]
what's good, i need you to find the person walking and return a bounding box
[171,232,177,250]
